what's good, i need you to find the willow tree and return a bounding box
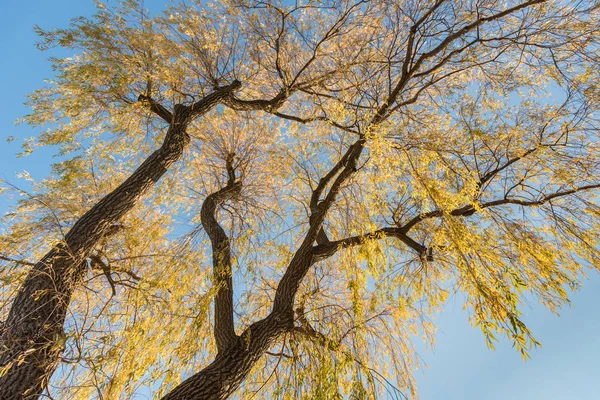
[1,0,599,398]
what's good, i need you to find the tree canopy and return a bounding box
[1,0,599,398]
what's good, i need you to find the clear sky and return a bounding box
[1,1,599,399]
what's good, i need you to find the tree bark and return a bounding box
[0,83,241,399]
[162,314,290,400]
[160,246,319,399]
[0,122,190,399]
[160,138,365,400]
[160,251,316,400]
[201,172,241,353]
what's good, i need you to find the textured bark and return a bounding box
[160,228,319,400]
[201,175,241,352]
[162,314,290,400]
[0,83,241,399]
[273,138,365,315]
[160,138,365,400]
[160,251,315,400]
[161,190,314,400]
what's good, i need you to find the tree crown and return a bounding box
[1,0,599,398]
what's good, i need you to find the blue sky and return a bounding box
[0,1,599,399]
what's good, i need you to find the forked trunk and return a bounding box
[162,315,289,400]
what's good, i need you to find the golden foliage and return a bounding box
[1,0,600,398]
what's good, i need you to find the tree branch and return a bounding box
[481,184,600,208]
[372,0,547,124]
[311,182,599,263]
[293,289,339,350]
[312,227,427,262]
[273,138,366,315]
[190,80,242,119]
[400,183,600,234]
[0,255,36,267]
[222,86,291,113]
[413,0,547,73]
[200,155,242,352]
[137,94,173,123]
[247,0,549,361]
[272,112,359,134]
[89,254,117,297]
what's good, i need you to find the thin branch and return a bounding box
[272,112,358,134]
[482,184,600,208]
[89,254,117,297]
[413,0,547,73]
[402,183,600,233]
[0,255,36,267]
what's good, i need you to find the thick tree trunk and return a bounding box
[0,118,191,398]
[0,79,242,398]
[162,314,290,400]
[161,254,316,400]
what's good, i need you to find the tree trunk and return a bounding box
[161,252,315,400]
[0,80,243,398]
[162,314,290,400]
[0,114,192,399]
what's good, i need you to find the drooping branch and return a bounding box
[200,155,242,352]
[477,147,539,191]
[398,139,554,233]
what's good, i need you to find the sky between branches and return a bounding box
[0,1,598,399]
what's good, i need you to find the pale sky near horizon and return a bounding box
[0,1,599,399]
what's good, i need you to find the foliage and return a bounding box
[1,0,599,398]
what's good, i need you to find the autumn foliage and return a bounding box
[1,0,599,399]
